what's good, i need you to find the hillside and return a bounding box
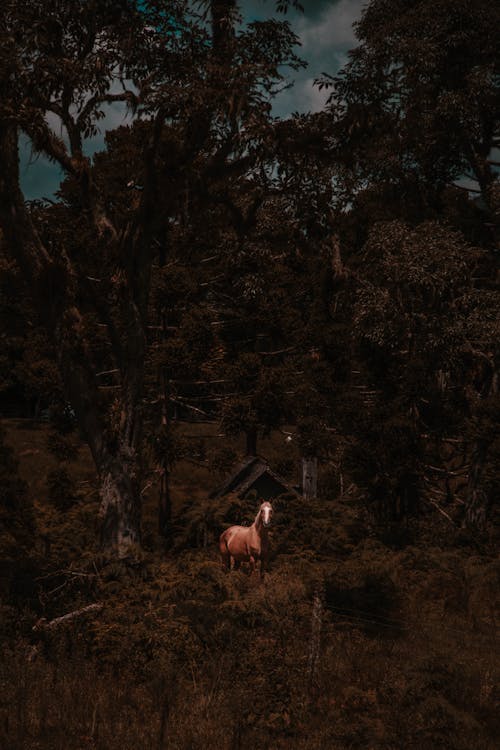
[1,419,498,750]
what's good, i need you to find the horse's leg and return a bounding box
[249,555,256,575]
[221,551,230,571]
[233,559,241,571]
[219,534,231,571]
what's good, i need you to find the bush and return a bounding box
[46,468,79,511]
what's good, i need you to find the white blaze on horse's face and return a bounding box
[261,502,273,527]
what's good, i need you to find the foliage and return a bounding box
[1,420,499,749]
[0,0,308,552]
[46,467,79,511]
[0,425,35,557]
[324,0,500,236]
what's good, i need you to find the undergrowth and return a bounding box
[0,420,498,749]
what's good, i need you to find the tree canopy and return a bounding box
[0,0,498,556]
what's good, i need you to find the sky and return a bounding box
[20,0,365,200]
[247,0,364,116]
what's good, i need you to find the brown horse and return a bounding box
[219,501,273,579]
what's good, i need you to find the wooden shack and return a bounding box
[209,456,299,502]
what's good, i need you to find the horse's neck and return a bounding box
[253,512,268,538]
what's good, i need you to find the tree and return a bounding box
[0,424,35,558]
[0,0,196,555]
[323,0,500,242]
[0,0,304,554]
[312,0,500,530]
[340,218,499,529]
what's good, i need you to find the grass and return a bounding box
[1,418,499,749]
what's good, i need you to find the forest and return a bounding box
[0,0,499,748]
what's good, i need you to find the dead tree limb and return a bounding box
[33,603,104,632]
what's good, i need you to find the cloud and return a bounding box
[244,0,332,22]
[273,1,364,116]
[300,76,331,112]
[20,135,64,201]
[274,76,330,116]
[297,0,365,52]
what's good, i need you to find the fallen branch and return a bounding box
[35,569,97,581]
[425,499,456,525]
[424,464,470,476]
[33,603,104,632]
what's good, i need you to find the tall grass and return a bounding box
[1,420,499,749]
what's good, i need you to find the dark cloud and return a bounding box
[20,135,64,202]
[271,0,365,115]
[244,0,333,21]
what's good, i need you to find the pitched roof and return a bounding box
[209,455,299,499]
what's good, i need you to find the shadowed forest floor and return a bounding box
[1,419,499,749]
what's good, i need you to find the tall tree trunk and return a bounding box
[302,457,318,500]
[158,367,172,541]
[158,467,171,540]
[307,579,324,693]
[55,309,145,552]
[211,0,236,57]
[467,147,500,248]
[464,365,498,530]
[465,439,489,530]
[98,458,142,554]
[0,120,147,557]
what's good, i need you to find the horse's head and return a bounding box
[260,501,273,527]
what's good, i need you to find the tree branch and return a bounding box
[76,91,139,131]
[33,603,104,631]
[23,114,77,175]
